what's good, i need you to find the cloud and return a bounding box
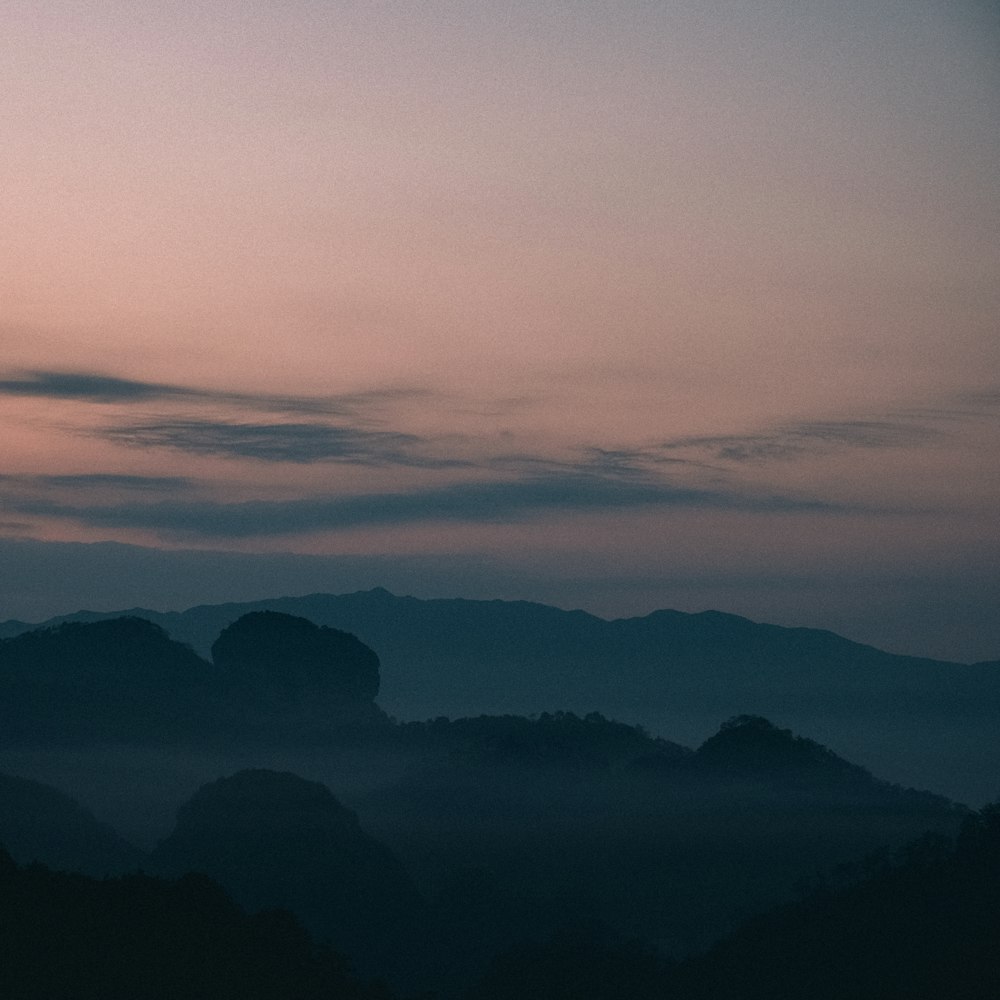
[0,368,467,468]
[3,372,982,543]
[0,368,433,418]
[0,521,32,533]
[100,419,468,467]
[0,371,185,403]
[0,367,472,468]
[580,446,713,471]
[660,419,940,463]
[7,468,849,540]
[902,387,1000,423]
[956,387,1000,409]
[0,473,195,493]
[35,474,196,492]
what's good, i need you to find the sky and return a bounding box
[2,1,998,661]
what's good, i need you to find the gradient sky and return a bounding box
[2,1,998,660]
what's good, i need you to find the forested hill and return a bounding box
[2,588,996,801]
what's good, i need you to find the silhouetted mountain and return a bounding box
[0,770,142,875]
[0,847,392,1000]
[0,617,212,742]
[4,589,993,800]
[396,711,690,770]
[211,611,383,730]
[149,769,428,989]
[0,598,985,989]
[666,802,1000,999]
[468,804,1000,1000]
[0,618,33,639]
[0,709,968,993]
[350,715,962,966]
[0,613,386,745]
[692,714,873,783]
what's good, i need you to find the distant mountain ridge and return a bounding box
[1,587,985,670]
[0,586,943,657]
[2,588,998,802]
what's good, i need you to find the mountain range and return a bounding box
[0,592,992,995]
[0,713,968,996]
[2,588,997,802]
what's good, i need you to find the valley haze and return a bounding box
[3,586,997,807]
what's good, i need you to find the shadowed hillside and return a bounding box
[0,712,971,996]
[362,715,962,960]
[668,801,1000,999]
[0,847,393,1000]
[149,769,430,990]
[0,770,142,875]
[212,611,381,703]
[3,589,994,800]
[0,617,212,742]
[0,603,986,992]
[468,803,1000,1000]
[0,612,387,745]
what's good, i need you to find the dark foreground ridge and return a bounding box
[149,769,428,987]
[0,846,392,1000]
[469,802,1000,1000]
[0,770,142,875]
[1,717,965,994]
[2,794,998,999]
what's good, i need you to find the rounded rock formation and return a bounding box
[210,611,380,705]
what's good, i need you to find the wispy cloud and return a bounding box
[3,373,990,546]
[0,371,185,403]
[100,419,468,468]
[32,474,196,492]
[0,368,434,419]
[662,386,1000,466]
[659,418,941,463]
[0,473,196,493]
[6,467,852,540]
[580,446,715,472]
[900,387,1000,424]
[956,387,1000,410]
[1,367,468,468]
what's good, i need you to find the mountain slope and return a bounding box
[3,589,998,800]
[0,847,388,1000]
[469,804,1000,1000]
[667,803,1000,1000]
[350,714,961,969]
[0,770,143,875]
[0,613,386,744]
[149,769,429,988]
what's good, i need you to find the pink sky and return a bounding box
[2,1,998,659]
